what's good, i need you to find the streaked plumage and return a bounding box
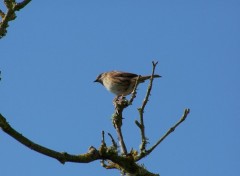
[94,71,161,96]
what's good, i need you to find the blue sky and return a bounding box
[0,0,239,175]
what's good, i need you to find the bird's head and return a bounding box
[94,73,104,84]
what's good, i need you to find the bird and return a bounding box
[94,71,161,96]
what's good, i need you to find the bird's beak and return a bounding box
[94,79,98,83]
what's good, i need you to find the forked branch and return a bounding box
[148,108,190,154]
[0,0,31,38]
[135,108,190,161]
[0,61,190,176]
[0,113,147,175]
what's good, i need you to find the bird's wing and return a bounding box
[112,71,138,78]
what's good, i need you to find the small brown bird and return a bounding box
[94,71,161,96]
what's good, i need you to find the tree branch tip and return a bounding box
[107,132,115,142]
[107,132,111,137]
[181,108,190,121]
[107,133,118,149]
[152,61,159,66]
[101,130,106,146]
[185,108,190,114]
[15,0,32,11]
[0,114,9,128]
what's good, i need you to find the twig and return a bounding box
[128,75,140,105]
[108,132,118,150]
[0,113,100,164]
[0,113,140,174]
[15,0,32,11]
[141,61,158,111]
[135,108,190,161]
[114,120,128,155]
[148,108,190,153]
[136,61,158,153]
[101,130,106,146]
[0,0,31,38]
[112,99,129,155]
[101,160,118,170]
[111,76,141,156]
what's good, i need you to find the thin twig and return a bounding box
[0,0,31,38]
[112,99,129,155]
[100,160,121,170]
[108,132,118,149]
[148,108,190,153]
[137,61,158,153]
[115,123,128,155]
[15,0,32,11]
[0,113,140,174]
[135,108,190,161]
[0,113,100,164]
[128,75,140,105]
[141,61,158,111]
[101,131,106,146]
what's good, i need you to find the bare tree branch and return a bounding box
[0,113,100,164]
[0,113,149,175]
[101,130,106,146]
[15,0,31,11]
[147,108,190,154]
[0,61,189,176]
[112,98,128,155]
[101,160,118,170]
[135,108,190,161]
[108,132,118,150]
[136,61,158,154]
[0,0,31,38]
[128,75,140,105]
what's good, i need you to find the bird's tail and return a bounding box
[140,74,161,81]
